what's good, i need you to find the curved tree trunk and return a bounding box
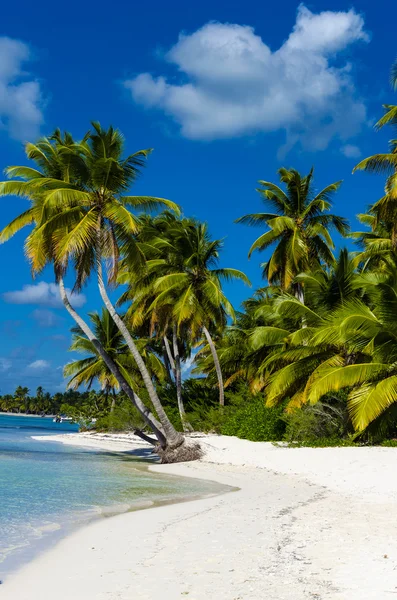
[110,388,117,414]
[203,326,224,407]
[172,326,193,433]
[58,277,167,447]
[95,251,184,450]
[162,337,174,384]
[163,336,176,379]
[133,429,157,445]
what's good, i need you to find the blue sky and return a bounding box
[0,0,395,393]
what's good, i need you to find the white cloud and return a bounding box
[0,37,44,140]
[31,308,62,328]
[341,143,361,158]
[27,359,50,370]
[0,358,12,372]
[3,282,86,308]
[126,6,369,153]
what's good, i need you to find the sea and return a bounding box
[0,414,223,579]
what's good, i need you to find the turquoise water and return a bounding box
[0,414,223,579]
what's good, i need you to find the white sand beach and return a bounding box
[4,433,397,599]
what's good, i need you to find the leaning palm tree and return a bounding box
[65,308,166,439]
[0,125,196,460]
[65,308,133,413]
[236,168,349,301]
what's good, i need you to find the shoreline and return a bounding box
[3,433,397,599]
[0,412,56,418]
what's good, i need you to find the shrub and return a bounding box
[220,392,286,441]
[283,437,356,448]
[283,397,350,445]
[381,439,397,447]
[95,399,145,432]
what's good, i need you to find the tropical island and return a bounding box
[2,34,397,600]
[2,83,397,453]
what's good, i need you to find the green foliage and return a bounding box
[283,397,350,445]
[5,82,397,448]
[283,437,356,448]
[152,379,222,433]
[220,390,286,441]
[0,386,111,417]
[95,398,145,432]
[236,167,348,288]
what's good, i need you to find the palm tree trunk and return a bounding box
[202,326,224,406]
[110,388,116,414]
[58,277,167,447]
[162,338,173,384]
[163,336,176,379]
[172,326,193,432]
[133,429,157,445]
[95,249,184,450]
[295,283,305,304]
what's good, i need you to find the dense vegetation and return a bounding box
[1,64,397,456]
[0,386,111,421]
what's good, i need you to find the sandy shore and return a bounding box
[0,412,55,418]
[3,433,397,599]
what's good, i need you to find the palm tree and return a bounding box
[257,264,397,432]
[65,308,133,411]
[194,291,283,394]
[0,125,193,459]
[351,212,397,270]
[14,386,30,413]
[136,215,251,406]
[236,168,349,301]
[353,61,397,247]
[66,309,166,396]
[301,290,397,432]
[117,214,194,429]
[65,309,165,440]
[295,249,360,312]
[391,58,397,90]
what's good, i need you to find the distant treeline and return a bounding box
[0,386,112,417]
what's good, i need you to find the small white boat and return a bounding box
[53,416,73,423]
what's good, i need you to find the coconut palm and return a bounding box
[294,249,360,312]
[301,290,397,432]
[65,308,133,411]
[260,266,397,432]
[351,212,397,270]
[65,308,166,422]
[142,216,251,406]
[236,168,349,300]
[117,215,194,429]
[194,291,283,393]
[353,61,397,247]
[14,386,30,413]
[0,125,191,458]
